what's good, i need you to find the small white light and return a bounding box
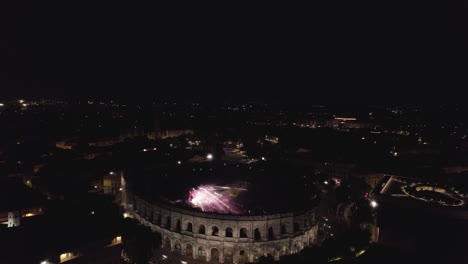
[162,255,168,259]
[370,200,378,208]
[41,261,48,264]
[143,149,148,152]
[261,157,266,161]
[94,185,98,189]
[109,171,114,175]
[153,147,157,150]
[0,103,4,106]
[181,261,188,264]
[119,187,122,191]
[177,161,182,165]
[91,211,95,215]
[206,153,213,160]
[324,181,329,185]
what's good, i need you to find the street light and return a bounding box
[370,200,378,208]
[206,153,213,160]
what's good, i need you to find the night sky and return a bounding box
[1,3,466,103]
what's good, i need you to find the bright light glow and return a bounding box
[19,99,25,104]
[119,187,123,191]
[188,185,245,214]
[25,213,34,217]
[162,255,168,259]
[94,185,98,189]
[22,103,28,107]
[181,261,188,264]
[324,181,329,185]
[41,261,48,264]
[91,211,95,215]
[261,156,266,161]
[206,153,213,160]
[177,160,182,165]
[143,149,148,152]
[370,200,378,208]
[153,147,157,150]
[123,212,129,218]
[0,103,4,106]
[109,171,114,175]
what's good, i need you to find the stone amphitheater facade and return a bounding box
[122,178,319,263]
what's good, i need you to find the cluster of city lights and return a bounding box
[188,185,245,214]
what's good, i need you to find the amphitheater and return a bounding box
[121,160,319,263]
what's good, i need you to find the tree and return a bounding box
[122,218,158,263]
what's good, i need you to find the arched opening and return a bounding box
[254,228,261,241]
[211,226,219,236]
[186,222,193,232]
[224,249,233,263]
[165,216,171,229]
[176,219,181,233]
[293,243,301,253]
[225,227,233,237]
[197,246,206,260]
[281,225,287,235]
[239,228,248,238]
[186,244,193,257]
[199,224,206,234]
[266,247,277,259]
[164,237,171,249]
[253,248,262,262]
[238,250,247,264]
[211,248,220,262]
[174,240,181,254]
[294,223,300,232]
[280,246,289,256]
[268,227,275,240]
[148,212,153,222]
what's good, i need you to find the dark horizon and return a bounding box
[2,3,467,103]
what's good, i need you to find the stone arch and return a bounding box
[211,226,219,236]
[211,248,220,262]
[186,243,193,257]
[252,248,262,262]
[197,246,207,260]
[199,224,206,234]
[254,228,261,241]
[176,219,181,233]
[265,247,277,259]
[152,212,159,225]
[163,236,171,250]
[225,227,233,237]
[238,249,248,264]
[165,216,171,229]
[281,224,288,235]
[148,211,153,222]
[239,227,248,238]
[174,240,182,254]
[185,221,193,232]
[224,249,234,263]
[292,242,301,253]
[294,222,300,232]
[268,226,275,240]
[280,246,289,256]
